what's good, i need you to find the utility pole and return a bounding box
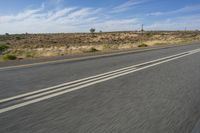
[141,24,144,44]
[141,24,144,33]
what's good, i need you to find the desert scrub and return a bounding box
[3,54,17,60]
[0,44,9,52]
[25,53,34,58]
[138,43,148,47]
[154,43,167,45]
[102,44,112,50]
[88,47,99,52]
[15,36,22,40]
[83,47,99,53]
[102,44,119,50]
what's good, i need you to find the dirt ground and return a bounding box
[0,31,200,60]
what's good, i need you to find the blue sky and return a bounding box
[0,0,200,33]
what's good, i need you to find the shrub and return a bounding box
[89,47,98,52]
[85,47,98,53]
[3,54,17,60]
[25,54,34,58]
[103,44,112,50]
[25,52,35,58]
[90,28,95,34]
[0,44,9,52]
[138,43,148,47]
[146,32,153,37]
[16,36,21,40]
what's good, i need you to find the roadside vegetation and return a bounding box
[0,44,17,61]
[0,31,200,62]
[0,44,9,53]
[2,54,17,60]
[138,43,148,47]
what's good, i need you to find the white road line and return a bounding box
[23,67,137,100]
[0,48,200,114]
[0,49,193,104]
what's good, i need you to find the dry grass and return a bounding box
[0,31,200,61]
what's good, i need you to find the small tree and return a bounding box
[90,28,95,34]
[0,44,9,55]
[5,33,9,36]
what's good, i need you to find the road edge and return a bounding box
[0,42,199,70]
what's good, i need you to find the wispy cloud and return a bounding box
[95,18,140,31]
[146,14,200,30]
[0,3,141,34]
[48,0,64,7]
[0,5,44,23]
[1,1,199,34]
[47,8,77,21]
[111,0,147,13]
[148,4,200,16]
[67,8,101,19]
[52,0,64,4]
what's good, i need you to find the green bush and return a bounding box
[0,44,9,52]
[3,54,17,60]
[138,43,148,47]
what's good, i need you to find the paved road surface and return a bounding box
[0,44,200,133]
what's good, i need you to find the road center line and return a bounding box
[0,48,200,114]
[0,50,191,104]
[23,67,137,100]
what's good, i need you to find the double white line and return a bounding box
[0,48,200,114]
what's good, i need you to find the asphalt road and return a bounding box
[0,43,200,133]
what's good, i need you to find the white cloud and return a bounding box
[0,4,141,34]
[0,7,43,23]
[146,14,200,30]
[1,2,199,34]
[95,18,140,31]
[148,12,163,16]
[111,0,147,13]
[67,8,99,19]
[52,0,64,4]
[47,8,77,21]
[148,4,200,16]
[48,0,64,7]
